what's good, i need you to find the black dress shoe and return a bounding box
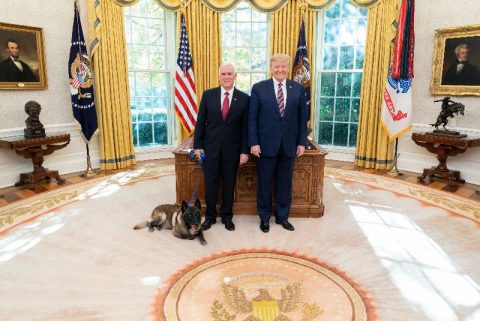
[223,219,235,231]
[260,220,270,233]
[275,218,294,231]
[201,218,216,231]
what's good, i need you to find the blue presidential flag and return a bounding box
[68,0,98,142]
[292,16,311,122]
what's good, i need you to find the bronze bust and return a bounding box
[24,101,46,138]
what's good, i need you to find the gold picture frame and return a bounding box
[0,22,47,90]
[430,24,480,96]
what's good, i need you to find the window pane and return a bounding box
[154,121,168,144]
[322,47,338,70]
[236,73,251,92]
[135,72,152,96]
[149,46,165,69]
[349,123,358,147]
[236,2,251,22]
[221,0,267,93]
[342,1,357,18]
[351,99,360,122]
[336,72,352,97]
[138,123,153,146]
[222,10,235,22]
[340,19,356,44]
[355,46,364,69]
[357,19,367,44]
[333,123,349,146]
[319,98,334,121]
[236,48,251,70]
[334,98,350,122]
[339,46,354,69]
[352,72,362,97]
[315,0,366,148]
[251,73,266,86]
[222,22,236,46]
[325,2,340,19]
[151,72,168,97]
[320,73,336,96]
[132,122,138,147]
[131,17,149,44]
[318,122,333,145]
[252,23,267,46]
[236,23,251,47]
[324,20,339,45]
[125,0,171,147]
[251,47,267,71]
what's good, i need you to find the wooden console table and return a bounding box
[0,134,71,191]
[412,132,480,185]
[173,137,327,218]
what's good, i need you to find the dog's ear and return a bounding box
[195,198,201,210]
[181,201,188,212]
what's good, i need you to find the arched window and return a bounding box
[221,1,269,93]
[315,0,367,147]
[124,0,176,147]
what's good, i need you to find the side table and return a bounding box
[411,132,480,185]
[0,134,71,191]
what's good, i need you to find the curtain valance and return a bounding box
[112,0,383,12]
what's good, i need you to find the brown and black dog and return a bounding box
[133,199,207,246]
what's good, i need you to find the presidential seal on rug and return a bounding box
[133,199,207,246]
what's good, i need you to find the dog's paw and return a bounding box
[200,240,207,246]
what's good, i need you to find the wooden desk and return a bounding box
[0,134,70,191]
[412,132,480,185]
[173,137,327,218]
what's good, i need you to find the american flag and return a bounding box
[174,14,197,134]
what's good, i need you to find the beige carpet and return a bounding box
[0,164,479,321]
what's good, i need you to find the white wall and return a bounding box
[0,0,100,188]
[398,0,480,184]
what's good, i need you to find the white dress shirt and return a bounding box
[10,57,24,72]
[220,86,234,109]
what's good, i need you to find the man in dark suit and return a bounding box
[442,43,480,86]
[193,63,250,231]
[248,54,307,233]
[0,39,38,82]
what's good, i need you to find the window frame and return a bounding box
[125,3,179,156]
[313,1,367,155]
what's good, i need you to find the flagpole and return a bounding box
[387,138,403,176]
[81,142,97,178]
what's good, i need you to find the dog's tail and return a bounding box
[133,221,149,230]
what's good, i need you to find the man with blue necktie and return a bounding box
[248,54,307,233]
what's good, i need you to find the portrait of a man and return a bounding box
[441,37,480,86]
[442,42,480,86]
[0,22,46,89]
[0,39,38,82]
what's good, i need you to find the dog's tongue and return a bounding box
[190,225,198,234]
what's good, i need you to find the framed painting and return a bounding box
[0,22,47,90]
[430,24,480,96]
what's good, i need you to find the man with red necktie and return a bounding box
[248,54,307,233]
[194,63,250,231]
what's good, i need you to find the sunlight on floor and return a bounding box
[348,200,480,321]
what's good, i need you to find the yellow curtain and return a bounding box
[354,0,400,169]
[177,2,222,140]
[270,1,316,124]
[87,0,136,170]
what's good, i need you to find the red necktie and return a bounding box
[222,92,230,121]
[277,83,285,117]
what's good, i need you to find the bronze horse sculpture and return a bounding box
[430,97,465,131]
